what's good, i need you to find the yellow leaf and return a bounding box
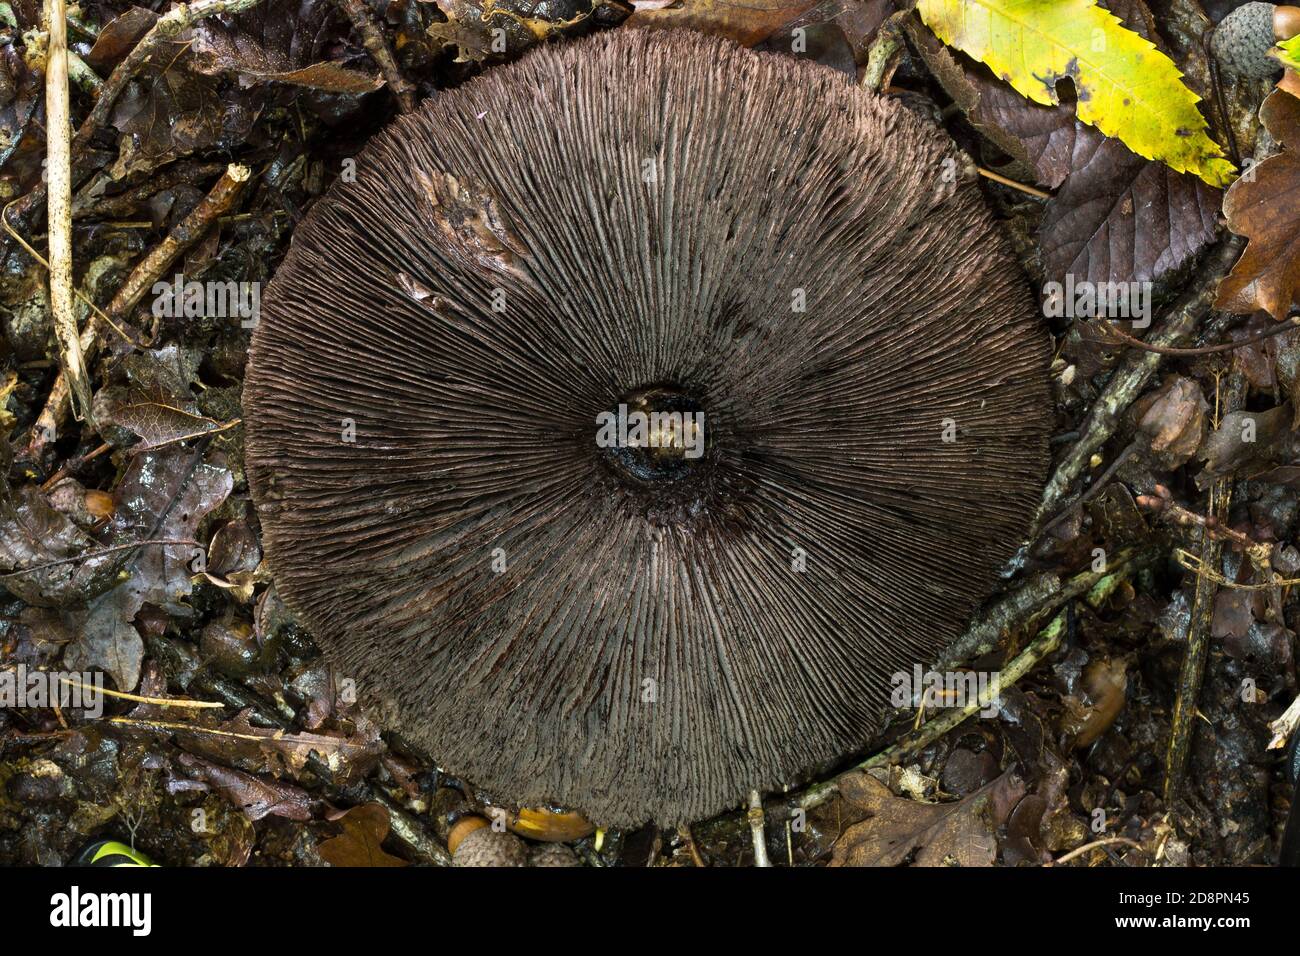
[1274,35,1300,71]
[916,0,1235,188]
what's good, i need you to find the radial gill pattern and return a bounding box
[244,27,1053,825]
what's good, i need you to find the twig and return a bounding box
[1163,372,1244,802]
[1096,315,1300,356]
[2,0,266,258]
[40,440,111,491]
[678,824,707,867]
[21,164,251,464]
[867,611,1067,769]
[0,538,200,579]
[937,546,1145,668]
[3,200,153,348]
[1138,483,1274,569]
[977,166,1051,199]
[1044,836,1143,866]
[1035,440,1139,540]
[66,50,102,95]
[56,677,224,709]
[333,0,415,113]
[747,790,771,867]
[861,8,911,91]
[1031,236,1245,536]
[44,0,92,424]
[793,610,1069,815]
[1268,694,1300,751]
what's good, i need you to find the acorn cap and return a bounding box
[528,843,581,867]
[1212,2,1283,78]
[245,28,1051,826]
[452,827,528,867]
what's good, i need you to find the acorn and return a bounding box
[528,843,581,867]
[451,822,528,868]
[1211,3,1300,78]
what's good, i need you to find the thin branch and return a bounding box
[22,163,251,464]
[56,677,224,709]
[747,790,771,867]
[333,0,415,113]
[44,0,91,424]
[0,538,200,579]
[1164,373,1244,802]
[1096,315,1300,356]
[1044,837,1143,866]
[1031,236,1245,536]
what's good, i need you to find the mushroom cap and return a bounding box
[245,28,1052,826]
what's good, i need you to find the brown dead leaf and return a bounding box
[177,752,313,821]
[628,0,821,47]
[1132,375,1207,468]
[1216,90,1300,319]
[428,0,609,63]
[908,2,1220,294]
[830,769,1024,867]
[190,0,383,93]
[1060,656,1129,749]
[318,802,408,867]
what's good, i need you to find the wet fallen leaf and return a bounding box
[177,752,314,821]
[1132,375,1207,468]
[97,384,235,452]
[1060,656,1129,748]
[628,0,820,46]
[0,484,120,606]
[1216,90,1300,319]
[109,17,262,179]
[916,0,1234,186]
[318,802,408,866]
[910,1,1221,293]
[191,0,384,93]
[428,0,613,63]
[1199,404,1297,483]
[830,769,1024,867]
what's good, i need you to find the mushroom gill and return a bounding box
[244,27,1053,826]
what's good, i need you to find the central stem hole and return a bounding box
[598,386,706,483]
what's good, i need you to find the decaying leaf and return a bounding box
[56,447,233,691]
[177,752,314,821]
[318,803,408,866]
[177,708,385,787]
[909,3,1221,294]
[830,769,1025,866]
[1216,90,1300,319]
[428,0,617,63]
[1199,404,1298,482]
[1059,656,1129,748]
[108,11,263,179]
[1132,374,1208,468]
[628,0,821,46]
[0,484,120,606]
[916,0,1234,187]
[190,0,384,93]
[97,385,235,452]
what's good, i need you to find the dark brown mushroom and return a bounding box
[245,28,1052,826]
